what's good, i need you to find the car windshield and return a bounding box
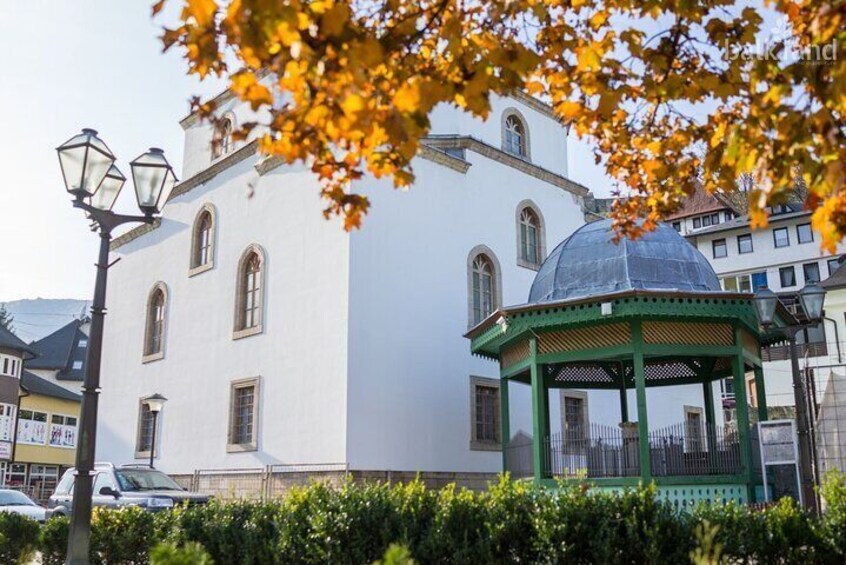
[0,490,36,506]
[114,469,184,492]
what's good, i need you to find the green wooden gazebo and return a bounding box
[467,220,793,506]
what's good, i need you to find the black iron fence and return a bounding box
[511,421,745,480]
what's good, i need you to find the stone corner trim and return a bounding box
[169,141,259,202]
[111,219,161,251]
[422,136,589,196]
[418,145,472,173]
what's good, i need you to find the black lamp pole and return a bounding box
[57,129,176,565]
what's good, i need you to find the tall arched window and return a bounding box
[212,118,233,160]
[143,284,167,361]
[503,112,529,158]
[234,245,266,338]
[516,201,546,269]
[467,246,502,327]
[190,204,216,274]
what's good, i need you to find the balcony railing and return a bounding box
[506,421,744,480]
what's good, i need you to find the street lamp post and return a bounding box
[56,129,176,565]
[754,283,826,515]
[142,394,167,469]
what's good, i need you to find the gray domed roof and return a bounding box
[528,219,722,303]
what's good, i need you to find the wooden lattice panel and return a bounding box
[642,321,733,346]
[538,323,630,355]
[644,360,699,383]
[740,329,759,358]
[547,363,615,384]
[500,339,530,369]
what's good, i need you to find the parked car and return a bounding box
[0,489,48,522]
[47,463,210,517]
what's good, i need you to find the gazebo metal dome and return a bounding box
[529,219,721,304]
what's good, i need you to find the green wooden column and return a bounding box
[529,336,550,485]
[703,379,717,471]
[619,362,629,422]
[500,376,510,474]
[754,365,768,422]
[631,321,651,482]
[732,328,754,501]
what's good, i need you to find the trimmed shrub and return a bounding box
[2,472,844,564]
[0,511,39,564]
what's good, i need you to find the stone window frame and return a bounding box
[189,203,217,277]
[142,282,168,363]
[227,376,260,453]
[560,390,589,438]
[211,112,237,161]
[469,375,501,451]
[233,244,267,340]
[515,200,546,271]
[683,405,705,452]
[501,107,531,161]
[467,245,503,329]
[134,399,156,460]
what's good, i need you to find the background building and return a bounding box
[0,325,33,480]
[26,317,89,393]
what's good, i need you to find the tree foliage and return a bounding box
[156,0,845,248]
[0,303,14,333]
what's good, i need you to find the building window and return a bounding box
[143,284,167,361]
[502,110,529,158]
[684,406,704,452]
[468,247,502,327]
[724,211,733,222]
[516,202,545,269]
[6,463,27,486]
[49,414,77,448]
[712,239,727,259]
[0,403,15,442]
[780,266,797,287]
[751,271,769,290]
[234,245,266,339]
[228,377,260,452]
[803,262,821,284]
[135,402,154,456]
[211,117,233,160]
[190,205,216,274]
[773,227,790,248]
[0,355,18,378]
[72,360,82,370]
[470,376,500,451]
[828,257,842,277]
[693,217,701,229]
[737,234,753,254]
[78,339,88,348]
[562,391,588,437]
[797,223,813,244]
[672,221,681,232]
[702,215,712,227]
[17,410,48,445]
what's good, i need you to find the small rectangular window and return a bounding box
[672,221,681,232]
[797,223,813,244]
[803,262,821,284]
[135,403,154,455]
[72,360,83,370]
[711,213,720,224]
[751,271,768,290]
[724,211,733,222]
[828,258,842,277]
[693,218,701,229]
[228,377,260,452]
[737,234,753,254]
[702,216,712,227]
[780,266,797,287]
[773,227,790,248]
[470,376,500,451]
[78,339,88,348]
[17,410,48,445]
[721,277,738,291]
[712,239,727,259]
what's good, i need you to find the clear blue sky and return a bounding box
[0,1,613,302]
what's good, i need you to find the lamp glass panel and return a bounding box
[754,290,778,326]
[800,286,825,320]
[90,166,125,211]
[57,131,115,196]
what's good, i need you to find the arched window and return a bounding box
[516,201,546,269]
[212,118,233,160]
[468,246,502,326]
[503,113,528,157]
[190,205,216,274]
[234,245,266,338]
[143,284,167,360]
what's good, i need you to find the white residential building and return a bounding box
[686,206,846,410]
[95,90,603,484]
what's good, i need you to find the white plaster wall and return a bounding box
[97,156,350,473]
[428,95,568,178]
[344,136,584,473]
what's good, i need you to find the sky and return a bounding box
[0,1,614,303]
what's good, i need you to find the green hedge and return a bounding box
[8,473,846,564]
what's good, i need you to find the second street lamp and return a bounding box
[143,393,168,469]
[57,130,177,565]
[754,283,825,514]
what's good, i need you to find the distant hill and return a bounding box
[1,298,89,343]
